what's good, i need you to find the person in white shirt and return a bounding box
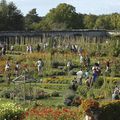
[79,54,83,64]
[5,61,10,71]
[36,59,44,75]
[29,45,33,53]
[10,45,14,53]
[5,60,11,85]
[26,45,29,53]
[76,68,83,85]
[67,60,72,74]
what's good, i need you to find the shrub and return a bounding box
[25,107,80,120]
[99,100,120,120]
[51,61,65,68]
[0,102,24,120]
[72,96,83,106]
[45,69,66,76]
[36,90,50,99]
[39,83,68,91]
[77,85,88,98]
[93,77,104,88]
[69,69,78,75]
[51,91,60,97]
[87,90,95,99]
[64,89,76,106]
[0,90,13,99]
[43,77,71,84]
[81,99,99,113]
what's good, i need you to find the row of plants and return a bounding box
[39,83,69,91]
[0,88,60,100]
[0,98,120,120]
[24,107,81,120]
[43,76,74,84]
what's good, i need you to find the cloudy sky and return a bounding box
[6,0,120,16]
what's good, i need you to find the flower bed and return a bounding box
[0,102,24,120]
[25,107,81,120]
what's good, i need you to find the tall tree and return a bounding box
[25,8,41,30]
[83,14,97,29]
[0,0,24,31]
[0,0,8,30]
[38,3,83,30]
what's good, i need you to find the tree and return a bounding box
[83,14,97,29]
[0,0,24,31]
[110,13,120,30]
[25,8,41,30]
[0,0,8,30]
[7,2,24,30]
[37,3,83,30]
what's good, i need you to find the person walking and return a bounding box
[76,68,83,85]
[14,62,20,77]
[5,60,11,85]
[36,59,44,76]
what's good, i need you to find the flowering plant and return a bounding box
[0,102,25,120]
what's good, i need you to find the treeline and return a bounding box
[0,0,120,31]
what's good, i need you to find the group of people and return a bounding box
[5,60,20,76]
[67,52,112,90]
[4,60,20,84]
[26,45,33,53]
[4,58,44,84]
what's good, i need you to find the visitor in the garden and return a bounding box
[10,45,14,53]
[5,60,10,71]
[112,90,119,100]
[71,45,77,53]
[86,76,93,88]
[29,45,33,53]
[105,59,110,72]
[67,60,72,74]
[5,60,11,85]
[92,63,100,82]
[76,68,83,85]
[26,45,29,53]
[79,53,83,64]
[14,62,20,77]
[1,46,6,56]
[36,44,40,52]
[84,69,89,79]
[36,58,44,76]
[79,47,83,54]
[70,78,78,91]
[85,55,90,68]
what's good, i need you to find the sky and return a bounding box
[6,0,120,16]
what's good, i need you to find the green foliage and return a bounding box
[39,83,68,91]
[0,102,24,120]
[51,61,65,68]
[99,100,120,120]
[36,90,50,99]
[45,69,66,76]
[37,3,83,30]
[0,89,13,98]
[51,91,60,97]
[77,85,88,98]
[25,8,41,30]
[93,77,104,88]
[0,0,24,31]
[83,14,97,29]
